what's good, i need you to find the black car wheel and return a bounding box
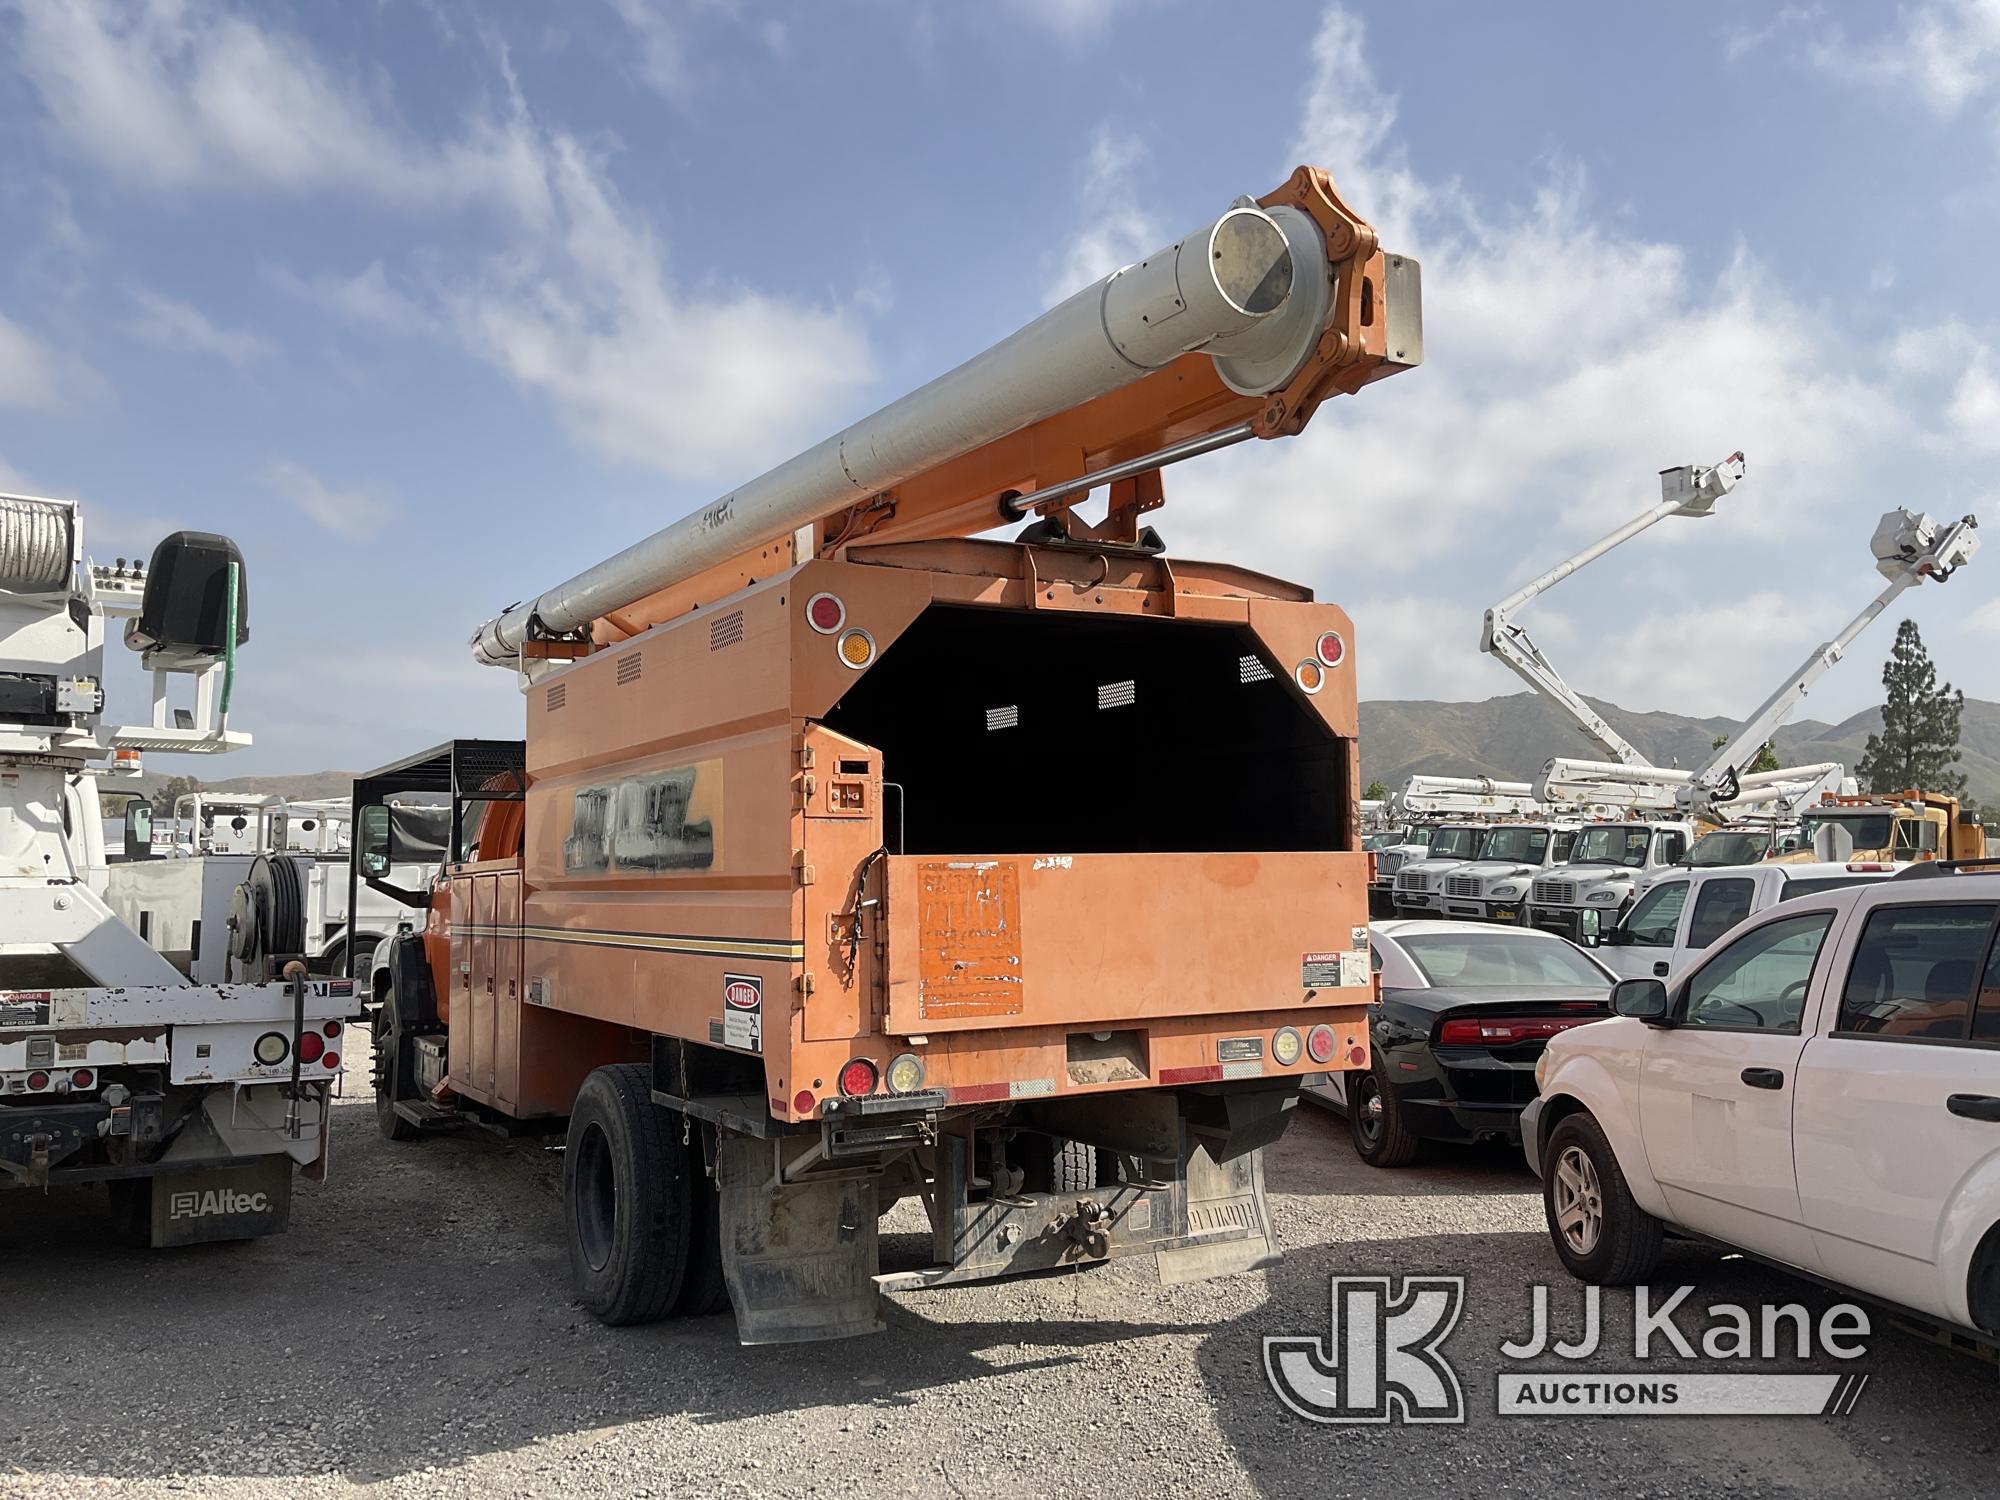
[1347,1062,1420,1168]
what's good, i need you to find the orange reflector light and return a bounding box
[837,629,875,669]
[1295,659,1325,694]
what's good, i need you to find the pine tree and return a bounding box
[1856,619,1965,794]
[1364,779,1388,801]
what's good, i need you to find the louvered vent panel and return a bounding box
[986,705,1019,731]
[615,652,642,686]
[1238,655,1275,683]
[709,609,746,650]
[546,682,566,712]
[1097,679,1137,710]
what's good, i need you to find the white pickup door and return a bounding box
[1600,871,1763,981]
[1635,907,1838,1270]
[1791,898,2000,1324]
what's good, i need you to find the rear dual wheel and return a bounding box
[564,1064,728,1326]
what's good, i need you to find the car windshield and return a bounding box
[1399,932,1611,988]
[1688,831,1767,867]
[1480,827,1548,863]
[1800,812,1896,851]
[1426,827,1484,859]
[1569,826,1652,867]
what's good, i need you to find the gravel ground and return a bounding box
[3,1060,1995,1500]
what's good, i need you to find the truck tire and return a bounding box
[372,987,421,1144]
[564,1064,691,1326]
[675,1133,730,1317]
[1347,1062,1419,1168]
[1543,1111,1663,1285]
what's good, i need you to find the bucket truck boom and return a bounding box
[1534,507,1979,818]
[1480,453,1746,764]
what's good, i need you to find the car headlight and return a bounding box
[1535,1051,1551,1089]
[1586,889,1622,904]
[1491,883,1522,900]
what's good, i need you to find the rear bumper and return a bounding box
[1393,1050,1542,1144]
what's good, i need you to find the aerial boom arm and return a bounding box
[1480,454,1745,765]
[472,167,1420,671]
[1678,508,1979,813]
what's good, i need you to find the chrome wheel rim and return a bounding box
[1553,1144,1603,1255]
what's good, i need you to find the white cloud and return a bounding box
[0,310,100,410]
[127,287,270,367]
[1783,0,2000,116]
[1148,5,1953,723]
[265,461,399,541]
[447,133,874,480]
[1004,0,1155,41]
[6,0,553,223]
[1946,358,2000,450]
[1043,125,1163,305]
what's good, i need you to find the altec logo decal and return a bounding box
[168,1189,271,1220]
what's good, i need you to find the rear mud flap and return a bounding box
[1154,1139,1278,1286]
[150,1156,294,1247]
[717,1136,884,1345]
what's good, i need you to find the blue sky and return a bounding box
[2,0,1998,775]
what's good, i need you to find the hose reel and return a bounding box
[227,854,307,977]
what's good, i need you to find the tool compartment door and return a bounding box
[883,852,1369,1034]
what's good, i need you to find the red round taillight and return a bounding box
[1305,1025,1337,1064]
[1316,631,1346,668]
[838,1058,879,1098]
[1348,1044,1367,1068]
[321,1052,341,1070]
[71,1069,94,1090]
[26,1071,50,1092]
[296,1032,325,1065]
[805,592,846,634]
[792,1089,816,1116]
[323,1021,342,1039]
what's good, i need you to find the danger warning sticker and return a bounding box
[1302,952,1343,988]
[722,972,762,1054]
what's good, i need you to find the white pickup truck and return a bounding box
[1525,865,2000,1345]
[1583,861,1893,982]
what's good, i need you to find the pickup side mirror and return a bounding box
[357,803,391,879]
[123,802,155,862]
[1612,977,1671,1024]
[1579,907,1602,947]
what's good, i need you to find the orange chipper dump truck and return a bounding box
[355,166,1421,1343]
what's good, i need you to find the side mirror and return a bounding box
[358,804,391,879]
[124,803,155,861]
[1612,978,1671,1024]
[1578,907,1602,947]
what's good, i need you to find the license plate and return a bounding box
[1493,906,1518,923]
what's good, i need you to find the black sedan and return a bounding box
[1306,919,1615,1167]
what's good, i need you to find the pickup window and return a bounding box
[1837,903,1996,1043]
[1686,877,1755,950]
[1623,880,1687,947]
[1681,911,1832,1033]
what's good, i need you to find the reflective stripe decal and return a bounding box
[455,923,804,963]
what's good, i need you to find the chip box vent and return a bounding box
[985,704,1019,731]
[546,682,566,712]
[709,609,745,650]
[1097,679,1137,710]
[1238,654,1275,683]
[615,652,642,686]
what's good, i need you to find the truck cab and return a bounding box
[1583,860,1894,982]
[1391,823,1491,914]
[1791,791,1985,866]
[1439,821,1580,923]
[1525,820,1694,942]
[1369,822,1435,915]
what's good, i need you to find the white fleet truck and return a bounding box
[1522,819,1695,942]
[0,492,346,1243]
[1437,821,1581,923]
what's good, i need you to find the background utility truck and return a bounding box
[0,493,346,1244]
[357,164,1417,1344]
[1438,821,1581,923]
[1524,820,1695,942]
